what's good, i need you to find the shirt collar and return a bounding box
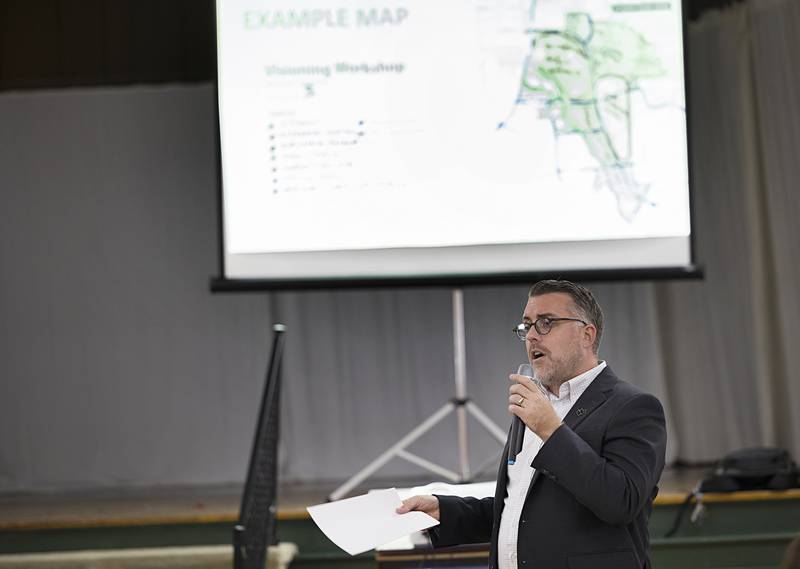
[548,360,607,403]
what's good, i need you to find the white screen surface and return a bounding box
[216,0,692,281]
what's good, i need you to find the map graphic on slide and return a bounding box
[502,4,671,221]
[217,0,690,259]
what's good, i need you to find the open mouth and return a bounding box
[531,350,545,361]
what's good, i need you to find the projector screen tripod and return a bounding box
[328,289,508,501]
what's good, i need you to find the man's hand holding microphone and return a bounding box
[396,364,562,516]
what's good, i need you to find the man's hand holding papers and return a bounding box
[306,488,439,556]
[395,494,440,520]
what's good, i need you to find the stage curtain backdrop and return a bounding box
[0,0,797,491]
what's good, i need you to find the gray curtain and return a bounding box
[656,0,800,462]
[0,88,273,489]
[0,0,797,491]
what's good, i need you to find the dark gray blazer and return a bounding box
[431,366,667,569]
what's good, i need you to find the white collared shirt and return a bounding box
[497,361,607,569]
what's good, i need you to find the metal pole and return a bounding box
[452,289,471,480]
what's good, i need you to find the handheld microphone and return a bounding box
[508,363,533,465]
[508,414,525,465]
[508,364,549,465]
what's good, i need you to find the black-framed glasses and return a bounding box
[513,317,587,340]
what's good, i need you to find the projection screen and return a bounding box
[214,0,695,287]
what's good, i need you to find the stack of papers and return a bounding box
[306,488,439,556]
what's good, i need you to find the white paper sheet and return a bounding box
[306,488,439,556]
[378,481,496,551]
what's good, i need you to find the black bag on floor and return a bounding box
[699,447,800,492]
[665,447,800,537]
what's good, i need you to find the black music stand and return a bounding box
[233,324,286,569]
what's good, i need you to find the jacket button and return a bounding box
[521,519,526,523]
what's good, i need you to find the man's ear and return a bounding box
[583,324,597,350]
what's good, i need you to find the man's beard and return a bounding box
[536,346,584,389]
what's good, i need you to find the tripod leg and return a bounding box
[396,450,459,481]
[328,402,456,501]
[471,451,504,479]
[466,401,508,443]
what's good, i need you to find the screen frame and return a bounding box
[210,0,700,293]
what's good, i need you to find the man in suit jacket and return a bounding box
[397,280,667,569]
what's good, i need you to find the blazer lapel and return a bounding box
[525,367,619,497]
[562,367,616,431]
[493,423,513,520]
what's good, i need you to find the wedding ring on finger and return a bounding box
[516,396,525,407]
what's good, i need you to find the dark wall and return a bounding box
[0,0,214,90]
[0,0,740,92]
